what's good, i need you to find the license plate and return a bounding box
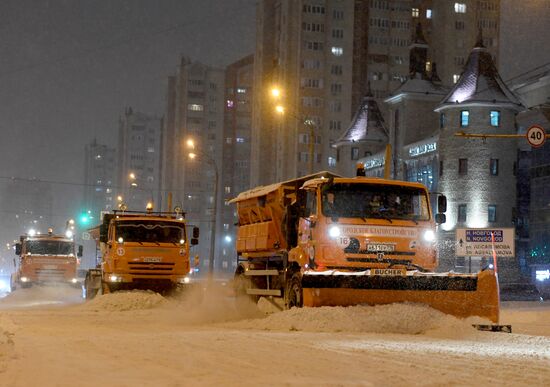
[371,268,406,276]
[44,265,58,270]
[143,257,162,263]
[367,243,395,252]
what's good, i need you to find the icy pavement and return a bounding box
[0,286,549,386]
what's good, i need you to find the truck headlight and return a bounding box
[71,278,78,284]
[423,230,436,242]
[328,226,341,238]
[21,276,29,282]
[108,274,121,282]
[179,276,190,284]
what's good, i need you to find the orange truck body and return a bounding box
[231,171,501,324]
[12,233,79,289]
[84,210,198,298]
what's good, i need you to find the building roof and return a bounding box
[334,90,388,147]
[385,76,449,104]
[435,40,523,111]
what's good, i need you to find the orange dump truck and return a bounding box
[84,209,199,299]
[11,231,82,289]
[230,171,507,330]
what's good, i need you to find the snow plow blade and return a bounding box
[302,269,500,323]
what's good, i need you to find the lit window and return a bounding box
[226,100,234,108]
[225,186,231,194]
[439,113,446,129]
[188,104,203,111]
[412,8,419,17]
[490,111,500,126]
[458,204,467,222]
[236,137,245,143]
[331,47,343,56]
[147,147,154,153]
[426,9,432,19]
[453,74,460,83]
[351,147,359,160]
[237,88,246,94]
[488,205,497,222]
[328,157,336,167]
[490,159,499,176]
[454,3,466,13]
[459,158,468,175]
[460,110,469,127]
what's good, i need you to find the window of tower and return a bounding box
[460,110,469,127]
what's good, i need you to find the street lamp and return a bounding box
[186,139,218,280]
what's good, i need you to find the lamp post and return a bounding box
[187,139,218,281]
[274,101,317,175]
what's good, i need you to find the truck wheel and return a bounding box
[101,282,111,295]
[285,273,303,309]
[21,282,32,289]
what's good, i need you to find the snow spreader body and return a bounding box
[230,171,503,325]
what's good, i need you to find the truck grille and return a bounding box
[35,268,67,279]
[128,262,175,275]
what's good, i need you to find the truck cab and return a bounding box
[11,231,81,289]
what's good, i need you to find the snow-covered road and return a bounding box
[1,286,550,386]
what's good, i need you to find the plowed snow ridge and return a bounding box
[228,303,487,337]
[82,290,167,311]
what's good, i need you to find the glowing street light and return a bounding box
[129,172,136,180]
[271,87,281,98]
[275,105,285,114]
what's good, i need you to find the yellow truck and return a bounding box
[230,170,507,330]
[11,230,82,289]
[84,208,199,299]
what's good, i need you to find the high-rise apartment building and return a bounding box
[117,108,163,211]
[220,55,254,275]
[161,57,225,274]
[250,1,503,186]
[83,139,117,220]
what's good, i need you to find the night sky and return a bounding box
[0,0,547,226]
[0,0,256,222]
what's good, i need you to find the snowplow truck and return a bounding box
[84,209,199,299]
[11,230,82,289]
[230,171,502,324]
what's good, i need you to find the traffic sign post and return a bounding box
[455,228,515,257]
[526,125,546,148]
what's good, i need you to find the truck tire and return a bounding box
[21,282,32,289]
[284,273,303,309]
[101,281,111,295]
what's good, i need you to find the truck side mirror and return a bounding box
[15,243,21,256]
[78,245,83,257]
[438,195,447,213]
[435,213,446,224]
[192,227,200,239]
[99,224,108,243]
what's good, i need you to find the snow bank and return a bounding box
[82,290,167,312]
[228,303,484,337]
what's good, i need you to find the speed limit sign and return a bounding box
[526,125,546,148]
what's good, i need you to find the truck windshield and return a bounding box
[321,183,430,221]
[25,241,74,255]
[115,221,185,243]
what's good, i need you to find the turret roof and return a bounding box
[436,42,523,111]
[334,90,388,147]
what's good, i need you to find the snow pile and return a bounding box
[82,290,167,311]
[228,303,483,337]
